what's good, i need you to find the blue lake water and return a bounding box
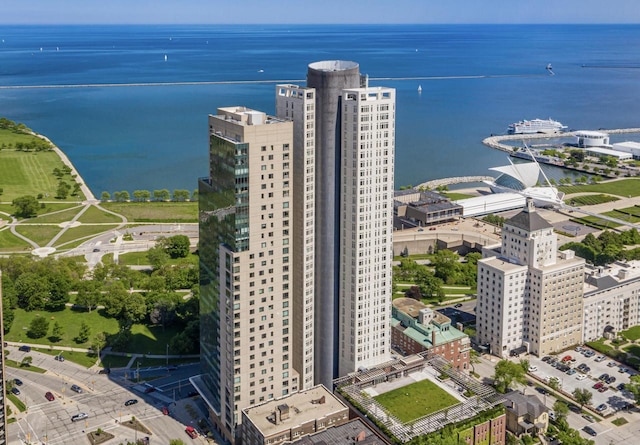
[1,24,639,195]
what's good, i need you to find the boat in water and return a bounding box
[507,118,567,134]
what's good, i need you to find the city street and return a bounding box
[5,346,212,444]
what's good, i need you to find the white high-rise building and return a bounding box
[338,86,394,376]
[476,199,585,357]
[276,62,395,384]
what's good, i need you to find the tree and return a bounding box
[147,246,169,269]
[28,316,50,339]
[92,332,107,358]
[21,356,33,367]
[11,195,39,218]
[172,189,190,201]
[432,249,462,284]
[15,272,50,310]
[548,377,561,392]
[153,189,170,201]
[50,321,64,342]
[101,191,111,201]
[572,388,593,408]
[163,235,191,259]
[76,280,102,312]
[75,321,91,343]
[56,181,71,199]
[553,400,569,421]
[133,190,150,202]
[625,374,640,405]
[493,359,527,393]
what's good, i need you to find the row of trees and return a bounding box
[561,228,640,265]
[0,139,53,152]
[101,189,197,202]
[393,251,480,301]
[0,248,200,354]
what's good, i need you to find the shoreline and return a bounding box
[33,132,97,203]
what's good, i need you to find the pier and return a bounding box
[482,128,640,153]
[415,176,494,190]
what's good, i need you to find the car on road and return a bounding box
[454,303,463,308]
[185,426,198,439]
[535,387,548,395]
[54,355,65,361]
[98,367,111,374]
[124,399,138,406]
[13,379,23,386]
[596,403,607,412]
[71,412,88,422]
[162,406,169,415]
[568,404,581,413]
[576,373,586,381]
[92,248,100,252]
[70,384,83,393]
[11,387,20,395]
[583,426,597,436]
[45,391,55,401]
[582,414,595,422]
[18,345,31,352]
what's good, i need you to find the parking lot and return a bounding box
[527,346,637,418]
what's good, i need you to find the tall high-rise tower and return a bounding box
[277,61,395,385]
[0,273,7,445]
[198,107,299,443]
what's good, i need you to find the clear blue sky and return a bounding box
[2,0,639,24]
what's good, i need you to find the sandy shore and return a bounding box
[33,133,97,202]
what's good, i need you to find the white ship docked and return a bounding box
[484,159,565,207]
[507,118,568,134]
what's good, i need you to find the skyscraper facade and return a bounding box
[277,61,395,386]
[476,199,585,357]
[198,107,299,442]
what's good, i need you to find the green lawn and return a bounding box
[567,194,620,206]
[373,378,460,423]
[14,224,62,246]
[0,147,85,201]
[0,228,31,252]
[5,307,120,348]
[20,205,84,224]
[78,205,125,224]
[101,201,197,222]
[443,192,474,200]
[129,324,183,355]
[33,346,98,368]
[621,326,640,341]
[560,179,640,198]
[116,250,198,267]
[0,202,80,219]
[52,223,119,247]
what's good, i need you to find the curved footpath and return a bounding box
[33,132,97,202]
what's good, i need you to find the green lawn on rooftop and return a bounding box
[373,378,460,423]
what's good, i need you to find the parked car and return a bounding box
[124,399,138,406]
[562,355,572,362]
[583,426,597,436]
[569,404,581,413]
[13,379,23,386]
[185,426,198,439]
[582,414,595,422]
[606,376,616,384]
[98,368,111,374]
[549,411,557,421]
[599,373,609,381]
[566,368,577,375]
[598,386,608,393]
[596,403,608,412]
[617,383,627,391]
[607,361,617,368]
[619,367,628,374]
[11,387,20,395]
[54,355,65,361]
[595,355,606,362]
[71,413,88,422]
[70,384,83,393]
[576,373,586,381]
[162,406,169,415]
[528,366,538,372]
[593,382,604,390]
[18,345,31,352]
[542,356,552,362]
[45,391,55,401]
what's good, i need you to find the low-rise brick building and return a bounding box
[391,298,471,371]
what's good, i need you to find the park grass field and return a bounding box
[20,205,84,224]
[78,205,125,224]
[14,224,62,246]
[53,223,119,247]
[559,178,640,198]
[0,148,82,202]
[566,194,620,206]
[374,378,460,423]
[101,201,198,222]
[0,229,31,252]
[116,250,198,267]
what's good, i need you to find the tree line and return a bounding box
[0,234,199,354]
[561,228,640,266]
[101,189,198,202]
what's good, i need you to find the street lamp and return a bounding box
[166,343,169,367]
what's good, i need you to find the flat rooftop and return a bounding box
[243,385,348,437]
